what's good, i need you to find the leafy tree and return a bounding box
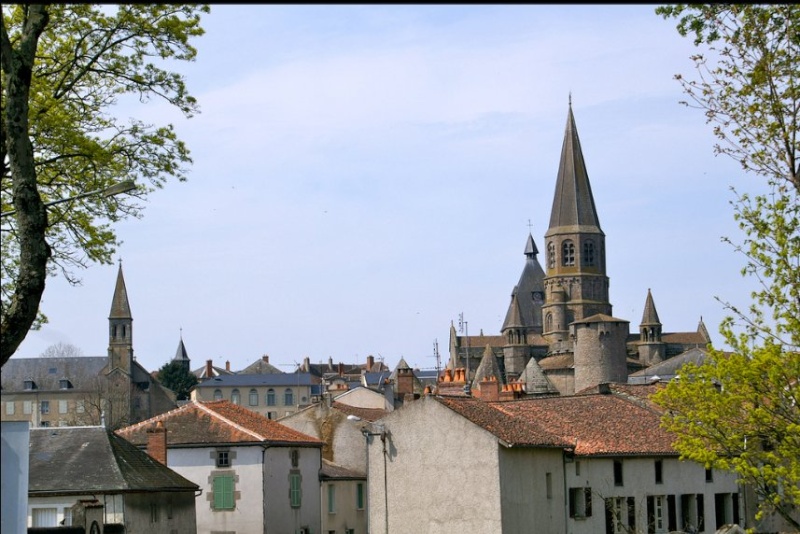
[156,360,198,401]
[1,4,209,367]
[653,4,800,530]
[39,341,82,358]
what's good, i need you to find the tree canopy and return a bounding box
[653,4,799,530]
[1,4,209,366]
[156,360,198,401]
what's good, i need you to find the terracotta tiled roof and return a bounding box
[331,402,387,422]
[435,396,570,448]
[434,390,677,457]
[117,400,322,447]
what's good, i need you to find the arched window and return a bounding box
[545,313,553,333]
[231,389,241,405]
[213,389,223,401]
[547,242,556,269]
[562,240,575,266]
[284,388,294,406]
[249,389,259,406]
[266,389,276,406]
[583,240,595,266]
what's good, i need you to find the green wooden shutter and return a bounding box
[214,475,234,510]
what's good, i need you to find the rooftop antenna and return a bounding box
[458,313,470,395]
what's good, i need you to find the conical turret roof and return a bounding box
[173,337,190,362]
[640,288,661,326]
[547,103,603,235]
[502,290,525,330]
[472,344,501,387]
[109,264,132,319]
[502,233,545,332]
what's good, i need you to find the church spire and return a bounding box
[547,104,602,233]
[108,262,133,375]
[640,288,661,326]
[109,262,132,319]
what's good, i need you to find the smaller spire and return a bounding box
[109,263,132,319]
[524,233,539,257]
[173,337,190,362]
[502,290,525,331]
[640,288,661,326]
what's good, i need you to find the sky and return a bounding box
[12,5,762,374]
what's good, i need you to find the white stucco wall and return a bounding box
[167,445,265,534]
[368,397,503,534]
[321,479,367,534]
[566,456,741,534]
[334,387,392,410]
[264,446,321,534]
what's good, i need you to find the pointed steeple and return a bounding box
[502,289,525,331]
[174,334,190,362]
[524,232,539,257]
[473,344,501,386]
[640,288,661,326]
[547,103,602,234]
[109,263,132,319]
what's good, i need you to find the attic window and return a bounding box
[24,379,36,390]
[59,378,73,390]
[48,367,58,374]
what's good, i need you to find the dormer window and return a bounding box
[24,379,36,391]
[59,378,73,390]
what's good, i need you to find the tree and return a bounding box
[156,360,198,401]
[39,341,82,358]
[1,4,209,367]
[653,4,800,530]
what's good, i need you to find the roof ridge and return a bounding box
[196,401,267,441]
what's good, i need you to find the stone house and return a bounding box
[364,385,742,534]
[27,425,198,532]
[117,399,323,534]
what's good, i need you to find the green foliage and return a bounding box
[157,360,198,401]
[1,4,209,364]
[655,5,800,529]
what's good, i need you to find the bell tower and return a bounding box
[542,102,612,351]
[108,262,133,375]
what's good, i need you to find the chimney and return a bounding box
[206,359,213,378]
[367,355,375,370]
[146,420,168,465]
[262,355,269,363]
[338,362,344,376]
[397,367,414,397]
[304,356,311,372]
[225,360,230,372]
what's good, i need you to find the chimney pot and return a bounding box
[225,360,230,372]
[262,355,269,363]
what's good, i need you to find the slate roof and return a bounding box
[321,459,366,480]
[117,400,323,447]
[29,426,198,496]
[240,356,283,374]
[194,372,318,388]
[628,347,710,384]
[1,356,108,392]
[435,389,677,457]
[109,264,132,319]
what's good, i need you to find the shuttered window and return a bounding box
[213,475,235,510]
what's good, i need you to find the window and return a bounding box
[40,400,50,414]
[213,475,235,510]
[356,482,365,510]
[546,472,553,499]
[327,484,336,514]
[104,494,124,524]
[290,472,302,508]
[40,421,50,427]
[76,400,85,413]
[59,400,68,414]
[59,379,72,389]
[268,411,277,420]
[705,468,713,482]
[284,388,294,406]
[32,508,58,527]
[249,389,259,406]
[216,450,230,468]
[547,241,556,269]
[213,389,223,401]
[583,240,595,266]
[575,461,581,476]
[655,459,663,484]
[150,502,159,523]
[545,313,553,333]
[613,459,623,486]
[24,379,36,390]
[24,400,32,414]
[647,495,668,534]
[562,240,575,266]
[569,487,593,518]
[62,507,72,526]
[231,389,241,405]
[605,496,635,534]
[291,449,299,467]
[5,401,14,415]
[267,389,276,406]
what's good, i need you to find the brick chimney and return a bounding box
[225,360,230,372]
[146,420,167,464]
[206,359,213,378]
[366,355,375,370]
[397,367,414,397]
[262,355,269,364]
[338,362,344,376]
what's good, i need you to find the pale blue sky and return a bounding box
[15,5,760,373]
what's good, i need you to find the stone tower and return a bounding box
[542,103,612,353]
[108,263,133,375]
[638,289,666,366]
[572,314,629,393]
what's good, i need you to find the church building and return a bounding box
[448,103,710,396]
